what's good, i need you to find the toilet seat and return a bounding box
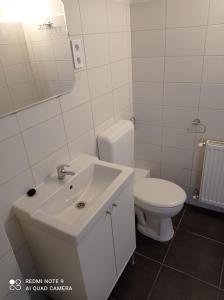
[134,178,186,210]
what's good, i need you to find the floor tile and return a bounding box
[136,231,170,263]
[221,263,224,289]
[150,266,218,300]
[110,254,160,300]
[219,290,224,300]
[180,205,224,243]
[165,230,224,286]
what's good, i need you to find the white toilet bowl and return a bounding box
[97,120,186,242]
[134,176,186,242]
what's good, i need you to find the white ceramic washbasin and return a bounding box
[39,163,121,223]
[13,155,133,244]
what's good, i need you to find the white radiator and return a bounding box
[200,140,224,208]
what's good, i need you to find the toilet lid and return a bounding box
[134,178,186,208]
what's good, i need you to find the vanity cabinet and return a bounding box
[111,183,136,276]
[77,182,136,300]
[19,180,135,300]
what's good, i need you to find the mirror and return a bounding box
[0,0,74,117]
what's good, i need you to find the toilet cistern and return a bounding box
[56,164,75,180]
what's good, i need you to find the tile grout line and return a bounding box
[162,205,223,291]
[135,251,162,265]
[147,204,187,299]
[163,263,219,290]
[186,230,224,246]
[218,258,224,290]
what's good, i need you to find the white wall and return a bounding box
[131,0,224,199]
[0,0,132,291]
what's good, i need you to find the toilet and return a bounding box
[97,120,186,242]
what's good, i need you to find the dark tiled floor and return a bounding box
[109,205,224,300]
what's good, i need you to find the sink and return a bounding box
[38,164,121,224]
[12,154,135,300]
[13,154,133,244]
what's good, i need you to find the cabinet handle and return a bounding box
[112,204,117,207]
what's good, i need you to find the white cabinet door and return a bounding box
[78,210,116,300]
[111,183,136,275]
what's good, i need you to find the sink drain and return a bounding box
[76,201,86,209]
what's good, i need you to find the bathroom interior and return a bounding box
[0,0,224,299]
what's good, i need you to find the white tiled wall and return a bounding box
[0,0,132,289]
[131,0,224,196]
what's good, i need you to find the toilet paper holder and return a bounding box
[187,118,206,134]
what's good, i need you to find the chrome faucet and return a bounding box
[56,164,75,180]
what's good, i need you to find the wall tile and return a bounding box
[135,124,162,145]
[23,116,66,164]
[162,147,193,169]
[164,83,200,107]
[115,104,131,122]
[161,164,191,187]
[166,0,210,28]
[107,1,128,32]
[205,25,224,55]
[133,82,163,105]
[134,104,162,126]
[0,115,19,142]
[84,34,109,68]
[79,0,108,34]
[200,83,224,109]
[198,108,224,131]
[109,32,128,62]
[0,135,29,185]
[132,29,165,57]
[63,102,93,141]
[163,106,197,129]
[135,142,161,162]
[133,57,164,82]
[208,0,224,25]
[87,65,112,99]
[0,88,13,115]
[162,127,195,150]
[113,83,130,113]
[60,70,90,112]
[91,92,114,126]
[17,99,61,131]
[166,27,206,56]
[69,130,97,160]
[203,56,224,83]
[131,0,166,30]
[111,59,129,88]
[165,56,203,83]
